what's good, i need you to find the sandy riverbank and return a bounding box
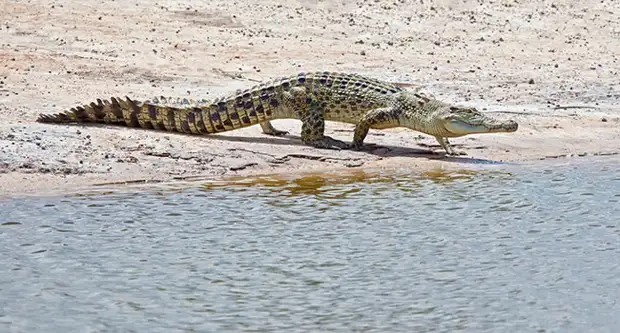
[1,0,618,197]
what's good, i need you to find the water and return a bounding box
[1,157,620,333]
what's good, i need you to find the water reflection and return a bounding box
[199,168,512,199]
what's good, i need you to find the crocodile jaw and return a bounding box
[444,119,518,136]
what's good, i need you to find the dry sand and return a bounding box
[1,0,619,197]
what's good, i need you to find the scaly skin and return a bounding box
[36,71,518,155]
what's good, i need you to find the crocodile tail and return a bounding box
[35,96,246,135]
[36,96,142,126]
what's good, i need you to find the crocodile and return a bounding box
[36,71,518,155]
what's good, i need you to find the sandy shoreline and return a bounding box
[1,0,619,197]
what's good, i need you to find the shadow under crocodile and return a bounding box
[42,123,515,165]
[208,133,515,165]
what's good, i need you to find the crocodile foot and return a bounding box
[348,142,379,151]
[263,129,289,137]
[444,150,468,156]
[306,136,350,150]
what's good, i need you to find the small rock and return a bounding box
[345,161,364,168]
[528,79,535,84]
[601,117,608,122]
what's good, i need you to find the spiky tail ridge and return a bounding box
[36,96,264,135]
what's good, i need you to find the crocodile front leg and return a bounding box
[434,136,467,156]
[351,107,397,150]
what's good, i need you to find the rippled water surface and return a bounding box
[2,157,620,333]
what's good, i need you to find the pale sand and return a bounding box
[1,0,618,197]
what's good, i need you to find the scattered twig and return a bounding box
[228,147,276,158]
[144,151,171,158]
[211,68,261,82]
[553,105,600,110]
[279,153,362,162]
[280,153,327,161]
[229,148,362,163]
[540,151,619,160]
[211,68,244,80]
[486,110,539,116]
[143,151,214,163]
[229,162,258,171]
[392,82,423,89]
[92,179,163,186]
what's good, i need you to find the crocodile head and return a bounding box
[441,106,518,137]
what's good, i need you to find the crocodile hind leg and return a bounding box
[259,121,289,136]
[285,86,348,150]
[299,98,349,150]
